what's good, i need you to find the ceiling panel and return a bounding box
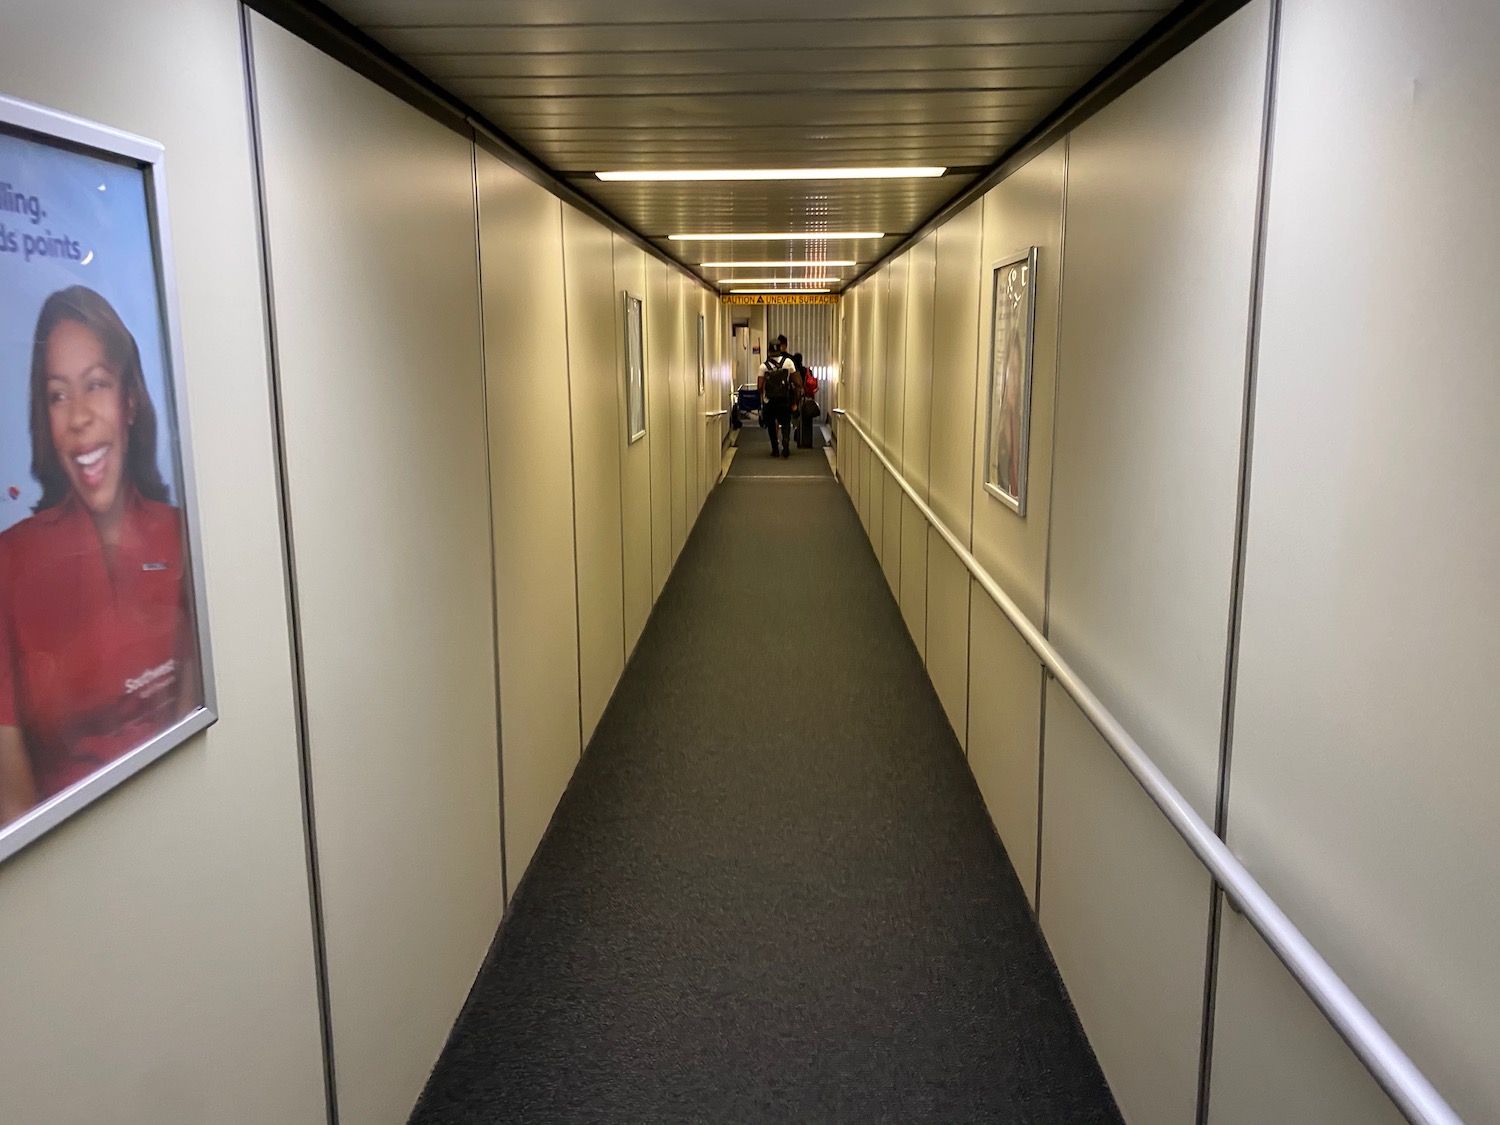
[364,14,1166,56]
[405,44,1126,77]
[440,66,1095,97]
[348,0,1170,22]
[322,0,1177,288]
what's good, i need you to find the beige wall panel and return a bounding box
[872,268,889,441]
[865,271,887,557]
[860,441,874,539]
[611,237,652,656]
[562,206,626,744]
[899,495,929,658]
[971,143,1068,628]
[929,203,984,540]
[1223,0,1500,1118]
[1039,683,1211,1125]
[899,238,936,703]
[0,4,326,1123]
[668,272,689,561]
[692,288,709,519]
[966,596,1043,904]
[475,152,582,897]
[645,258,674,598]
[846,286,870,432]
[707,299,727,496]
[925,535,972,749]
[681,286,701,534]
[1046,2,1269,818]
[883,254,909,467]
[1206,910,1407,1125]
[881,478,903,592]
[902,235,938,500]
[879,257,907,592]
[251,19,502,1124]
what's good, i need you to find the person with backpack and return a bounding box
[795,355,820,448]
[758,335,798,458]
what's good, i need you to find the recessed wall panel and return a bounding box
[1046,1,1268,819]
[925,535,972,749]
[646,258,674,598]
[1206,909,1407,1125]
[880,255,907,593]
[612,236,652,656]
[668,271,689,561]
[476,150,582,896]
[899,237,937,652]
[970,143,1067,628]
[1224,0,1500,1118]
[929,201,984,540]
[1039,682,1211,1125]
[966,596,1043,904]
[562,205,627,744]
[251,18,502,1123]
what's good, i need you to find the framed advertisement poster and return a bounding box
[0,95,216,863]
[696,313,706,396]
[983,247,1038,515]
[623,290,645,443]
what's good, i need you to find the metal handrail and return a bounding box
[704,409,729,418]
[832,408,1462,1125]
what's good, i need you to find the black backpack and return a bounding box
[763,356,793,403]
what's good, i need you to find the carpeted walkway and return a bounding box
[408,455,1122,1125]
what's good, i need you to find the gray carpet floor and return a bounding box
[407,454,1122,1125]
[727,429,832,479]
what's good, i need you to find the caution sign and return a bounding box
[721,293,838,306]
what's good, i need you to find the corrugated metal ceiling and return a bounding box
[319,0,1179,288]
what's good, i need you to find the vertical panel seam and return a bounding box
[1037,134,1072,915]
[558,209,586,761]
[237,8,339,1123]
[611,243,630,664]
[924,245,936,665]
[961,207,986,754]
[1196,2,1283,1121]
[644,267,656,608]
[470,139,509,906]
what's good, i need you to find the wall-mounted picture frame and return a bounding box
[622,290,646,444]
[983,247,1038,515]
[0,94,217,864]
[696,312,706,396]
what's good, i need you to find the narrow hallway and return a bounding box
[409,445,1119,1124]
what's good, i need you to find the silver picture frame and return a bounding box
[0,94,217,865]
[983,247,1039,515]
[622,290,646,444]
[696,312,706,397]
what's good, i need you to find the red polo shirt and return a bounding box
[0,488,193,800]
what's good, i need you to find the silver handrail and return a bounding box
[704,409,729,418]
[833,408,1463,1125]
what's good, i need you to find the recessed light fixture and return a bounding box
[730,288,833,294]
[713,277,839,286]
[599,167,943,182]
[671,232,883,242]
[702,260,857,268]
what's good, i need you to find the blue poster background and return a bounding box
[0,129,178,534]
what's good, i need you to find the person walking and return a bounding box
[758,335,797,458]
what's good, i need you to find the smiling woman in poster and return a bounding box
[0,285,195,825]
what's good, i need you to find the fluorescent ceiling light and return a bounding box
[599,167,943,182]
[731,288,832,294]
[671,232,883,242]
[714,277,839,285]
[702,260,857,268]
